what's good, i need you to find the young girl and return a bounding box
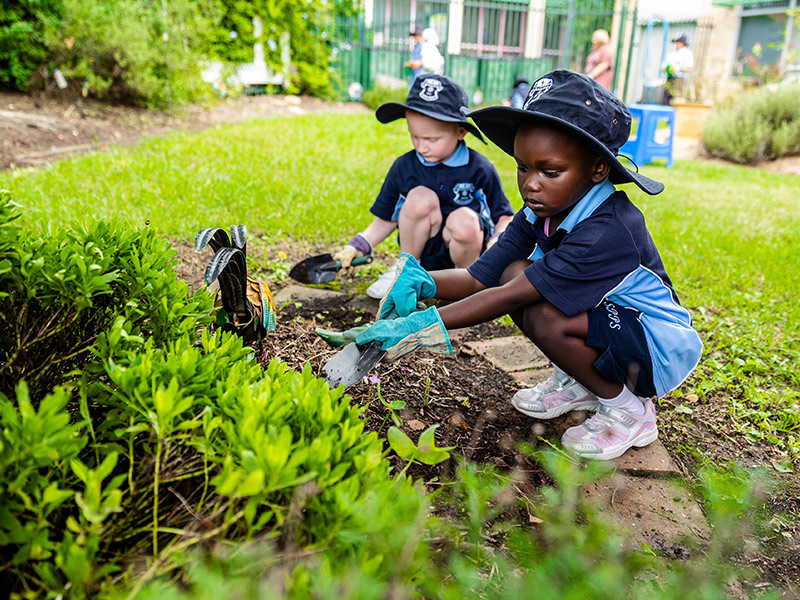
[355,70,702,461]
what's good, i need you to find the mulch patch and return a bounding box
[177,240,800,593]
[252,294,553,492]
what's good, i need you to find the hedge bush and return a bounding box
[361,84,408,111]
[0,192,423,597]
[701,82,800,163]
[42,0,217,106]
[0,0,63,91]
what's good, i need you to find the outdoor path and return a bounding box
[274,284,711,555]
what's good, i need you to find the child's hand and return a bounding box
[356,307,452,362]
[378,253,436,319]
[334,233,373,269]
[333,245,358,268]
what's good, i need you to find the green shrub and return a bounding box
[0,0,64,91]
[41,0,217,106]
[0,193,425,598]
[701,83,800,163]
[208,0,350,98]
[130,453,771,600]
[361,84,408,110]
[0,191,212,398]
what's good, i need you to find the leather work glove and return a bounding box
[356,306,452,362]
[333,233,373,268]
[378,253,437,319]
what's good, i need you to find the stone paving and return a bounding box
[274,284,709,551]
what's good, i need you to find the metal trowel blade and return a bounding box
[322,341,386,389]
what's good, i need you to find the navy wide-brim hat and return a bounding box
[462,70,664,195]
[376,74,486,143]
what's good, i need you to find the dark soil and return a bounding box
[175,236,800,594]
[251,293,555,490]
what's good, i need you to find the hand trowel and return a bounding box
[322,341,386,389]
[289,253,373,285]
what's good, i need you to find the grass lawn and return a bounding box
[2,112,799,463]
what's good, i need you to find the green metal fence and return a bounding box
[331,0,617,103]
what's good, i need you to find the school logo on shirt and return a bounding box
[524,77,553,108]
[452,182,475,205]
[419,78,444,102]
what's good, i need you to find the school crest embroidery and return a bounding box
[452,182,475,205]
[524,77,553,109]
[419,78,444,102]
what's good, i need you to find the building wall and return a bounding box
[702,5,741,98]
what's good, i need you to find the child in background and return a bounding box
[405,27,424,88]
[334,74,515,299]
[504,77,530,109]
[354,70,702,460]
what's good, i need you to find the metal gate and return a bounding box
[331,0,618,103]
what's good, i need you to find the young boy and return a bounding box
[334,74,515,299]
[354,70,703,460]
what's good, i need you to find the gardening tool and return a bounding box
[195,225,277,343]
[289,253,373,285]
[322,340,386,389]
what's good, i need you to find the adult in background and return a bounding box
[405,27,424,88]
[661,33,694,105]
[420,28,445,75]
[584,29,614,92]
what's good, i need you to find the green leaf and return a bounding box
[387,427,416,459]
[237,469,265,497]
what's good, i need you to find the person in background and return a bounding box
[405,27,424,88]
[333,74,514,299]
[420,28,445,75]
[662,33,694,104]
[504,77,530,109]
[584,29,614,92]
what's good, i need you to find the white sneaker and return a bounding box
[561,398,658,460]
[511,370,599,419]
[366,262,399,299]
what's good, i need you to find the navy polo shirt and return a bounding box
[468,180,702,397]
[371,141,514,234]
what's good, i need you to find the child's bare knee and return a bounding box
[402,187,439,219]
[443,208,480,242]
[522,303,566,341]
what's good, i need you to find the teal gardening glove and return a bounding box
[356,306,453,362]
[378,253,437,319]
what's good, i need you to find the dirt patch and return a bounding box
[0,90,368,170]
[180,236,800,592]
[4,90,800,176]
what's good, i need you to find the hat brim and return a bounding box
[377,102,486,143]
[462,105,664,195]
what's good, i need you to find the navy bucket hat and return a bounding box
[376,74,486,143]
[463,70,664,195]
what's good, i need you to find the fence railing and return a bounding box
[331,0,616,103]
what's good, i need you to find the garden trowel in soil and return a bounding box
[289,253,373,285]
[322,340,385,389]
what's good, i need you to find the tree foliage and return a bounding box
[0,0,64,91]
